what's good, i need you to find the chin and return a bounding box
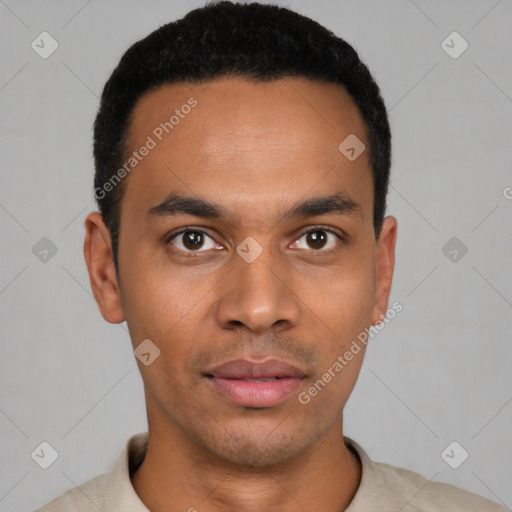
[196,422,318,468]
[215,440,301,468]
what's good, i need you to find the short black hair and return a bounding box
[93,1,391,275]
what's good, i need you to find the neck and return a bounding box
[131,418,361,512]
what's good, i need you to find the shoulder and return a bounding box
[34,473,108,512]
[34,432,148,512]
[344,437,507,511]
[373,459,507,511]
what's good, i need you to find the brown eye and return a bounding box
[306,230,327,250]
[183,231,204,250]
[291,228,341,252]
[168,229,219,253]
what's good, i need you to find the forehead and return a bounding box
[121,77,372,225]
[127,76,367,151]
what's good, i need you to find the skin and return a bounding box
[84,77,397,512]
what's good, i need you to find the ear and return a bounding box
[371,215,397,325]
[83,211,125,324]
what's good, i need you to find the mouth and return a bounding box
[204,358,306,408]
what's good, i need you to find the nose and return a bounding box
[214,244,301,334]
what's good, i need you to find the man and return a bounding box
[36,1,506,510]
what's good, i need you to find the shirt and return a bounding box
[35,431,507,511]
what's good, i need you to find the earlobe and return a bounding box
[83,211,125,324]
[371,215,397,325]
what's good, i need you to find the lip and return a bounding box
[204,358,306,408]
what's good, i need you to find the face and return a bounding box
[84,77,396,467]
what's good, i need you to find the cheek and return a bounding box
[298,278,373,413]
[299,248,376,333]
[296,246,376,385]
[119,252,210,343]
[119,264,220,399]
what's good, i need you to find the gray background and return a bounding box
[1,0,511,510]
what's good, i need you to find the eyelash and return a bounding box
[166,226,344,257]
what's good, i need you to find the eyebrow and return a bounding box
[146,192,362,223]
